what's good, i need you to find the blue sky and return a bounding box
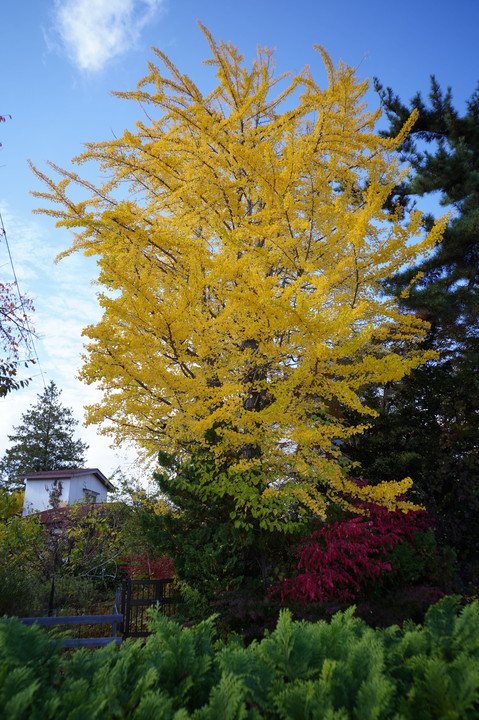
[1,0,478,479]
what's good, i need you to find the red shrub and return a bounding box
[271,504,429,606]
[120,554,175,579]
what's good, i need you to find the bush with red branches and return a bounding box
[271,504,430,606]
[120,554,175,580]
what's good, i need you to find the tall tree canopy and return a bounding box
[0,381,88,489]
[344,77,479,577]
[31,28,446,525]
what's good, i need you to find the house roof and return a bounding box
[19,468,115,492]
[37,502,113,526]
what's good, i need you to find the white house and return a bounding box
[21,468,114,516]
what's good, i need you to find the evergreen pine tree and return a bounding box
[0,381,89,490]
[375,76,479,351]
[345,78,479,582]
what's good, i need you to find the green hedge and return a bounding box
[2,596,479,719]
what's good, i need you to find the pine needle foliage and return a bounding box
[344,77,479,580]
[2,597,479,718]
[30,26,447,523]
[0,381,88,490]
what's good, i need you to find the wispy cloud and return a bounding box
[52,0,165,72]
[0,201,143,477]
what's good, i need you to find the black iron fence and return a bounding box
[16,580,178,645]
[120,578,178,637]
[17,613,123,648]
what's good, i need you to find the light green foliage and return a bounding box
[0,620,62,720]
[2,597,479,718]
[0,491,45,615]
[258,608,393,719]
[53,501,126,581]
[382,598,479,719]
[0,488,134,616]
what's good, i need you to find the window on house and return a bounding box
[83,488,100,503]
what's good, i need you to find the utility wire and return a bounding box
[0,209,46,390]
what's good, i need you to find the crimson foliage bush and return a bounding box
[272,504,430,605]
[119,554,175,580]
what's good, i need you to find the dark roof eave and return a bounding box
[18,468,115,492]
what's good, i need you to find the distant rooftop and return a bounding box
[19,468,115,492]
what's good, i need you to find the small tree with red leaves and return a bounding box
[271,505,430,606]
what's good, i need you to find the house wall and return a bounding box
[68,474,108,504]
[22,479,71,516]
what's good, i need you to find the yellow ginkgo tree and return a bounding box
[31,26,447,528]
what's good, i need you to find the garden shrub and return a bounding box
[0,568,40,619]
[0,509,45,617]
[272,504,431,606]
[2,596,479,718]
[119,554,175,580]
[138,449,310,632]
[269,502,458,629]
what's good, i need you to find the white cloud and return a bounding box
[53,0,165,72]
[0,202,144,478]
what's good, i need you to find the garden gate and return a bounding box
[120,578,178,637]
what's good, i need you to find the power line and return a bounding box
[0,209,46,391]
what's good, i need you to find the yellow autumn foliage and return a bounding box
[31,26,447,522]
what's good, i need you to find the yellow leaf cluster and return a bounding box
[30,26,447,520]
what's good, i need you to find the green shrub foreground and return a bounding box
[2,597,479,719]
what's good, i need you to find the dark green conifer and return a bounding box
[0,381,88,490]
[345,78,479,582]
